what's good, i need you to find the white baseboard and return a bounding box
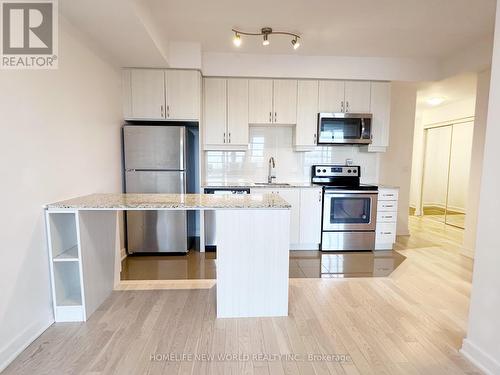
[461,338,500,375]
[0,316,53,372]
[121,247,127,261]
[289,243,319,251]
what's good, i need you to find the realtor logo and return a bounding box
[1,0,58,69]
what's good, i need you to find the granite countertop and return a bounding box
[45,193,291,210]
[202,181,318,189]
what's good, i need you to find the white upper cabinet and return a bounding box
[295,80,319,149]
[299,188,322,245]
[318,81,345,113]
[344,81,371,113]
[273,79,297,124]
[203,78,227,146]
[203,78,249,150]
[123,69,200,121]
[367,82,391,152]
[248,79,298,125]
[165,70,200,120]
[125,69,166,119]
[227,78,249,146]
[249,79,273,124]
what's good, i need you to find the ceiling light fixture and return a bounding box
[233,32,241,47]
[427,97,446,106]
[231,27,301,50]
[262,33,270,46]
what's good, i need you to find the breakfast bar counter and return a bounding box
[44,193,291,322]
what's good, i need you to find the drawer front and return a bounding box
[375,222,396,244]
[377,212,397,223]
[378,201,398,212]
[378,188,399,201]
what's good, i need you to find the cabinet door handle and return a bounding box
[223,132,226,143]
[167,105,170,118]
[341,101,344,112]
[228,132,231,143]
[313,133,317,144]
[160,105,164,117]
[319,191,322,202]
[269,112,272,123]
[274,112,277,123]
[346,101,350,113]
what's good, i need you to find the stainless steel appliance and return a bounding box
[123,125,199,254]
[312,165,378,251]
[203,187,250,251]
[317,113,372,145]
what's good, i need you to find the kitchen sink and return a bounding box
[254,182,290,187]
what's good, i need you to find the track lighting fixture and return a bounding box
[231,27,301,49]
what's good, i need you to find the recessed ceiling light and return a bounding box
[427,97,446,106]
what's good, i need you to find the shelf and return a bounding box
[53,245,79,262]
[54,262,83,307]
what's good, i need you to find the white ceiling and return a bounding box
[144,0,496,58]
[416,73,478,109]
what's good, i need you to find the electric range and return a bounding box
[311,165,378,251]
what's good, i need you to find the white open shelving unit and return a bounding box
[45,211,86,322]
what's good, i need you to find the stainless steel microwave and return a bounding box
[317,113,372,145]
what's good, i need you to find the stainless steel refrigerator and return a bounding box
[123,125,198,254]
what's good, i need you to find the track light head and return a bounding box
[262,34,270,46]
[291,37,300,50]
[233,32,241,47]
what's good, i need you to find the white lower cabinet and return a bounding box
[375,187,399,250]
[298,188,322,247]
[251,187,322,249]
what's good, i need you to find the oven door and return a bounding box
[323,191,378,231]
[317,113,372,144]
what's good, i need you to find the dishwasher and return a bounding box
[204,187,251,251]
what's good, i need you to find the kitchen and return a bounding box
[118,71,402,281]
[2,1,500,374]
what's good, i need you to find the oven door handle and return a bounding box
[324,190,379,195]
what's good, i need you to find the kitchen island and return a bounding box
[44,193,290,321]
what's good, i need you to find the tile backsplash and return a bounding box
[204,126,380,184]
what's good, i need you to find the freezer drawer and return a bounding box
[125,170,186,193]
[124,125,185,170]
[127,211,188,253]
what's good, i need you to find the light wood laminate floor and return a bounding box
[3,216,481,375]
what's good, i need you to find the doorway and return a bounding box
[420,121,473,228]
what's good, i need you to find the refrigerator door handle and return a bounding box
[179,126,185,171]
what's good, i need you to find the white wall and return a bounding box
[202,52,440,81]
[462,70,491,256]
[0,19,122,371]
[379,82,418,236]
[461,4,500,373]
[204,126,379,185]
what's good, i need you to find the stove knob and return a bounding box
[347,169,351,173]
[316,169,321,173]
[322,169,326,173]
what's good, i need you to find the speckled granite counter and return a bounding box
[45,193,291,210]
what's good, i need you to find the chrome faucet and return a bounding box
[268,157,276,183]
